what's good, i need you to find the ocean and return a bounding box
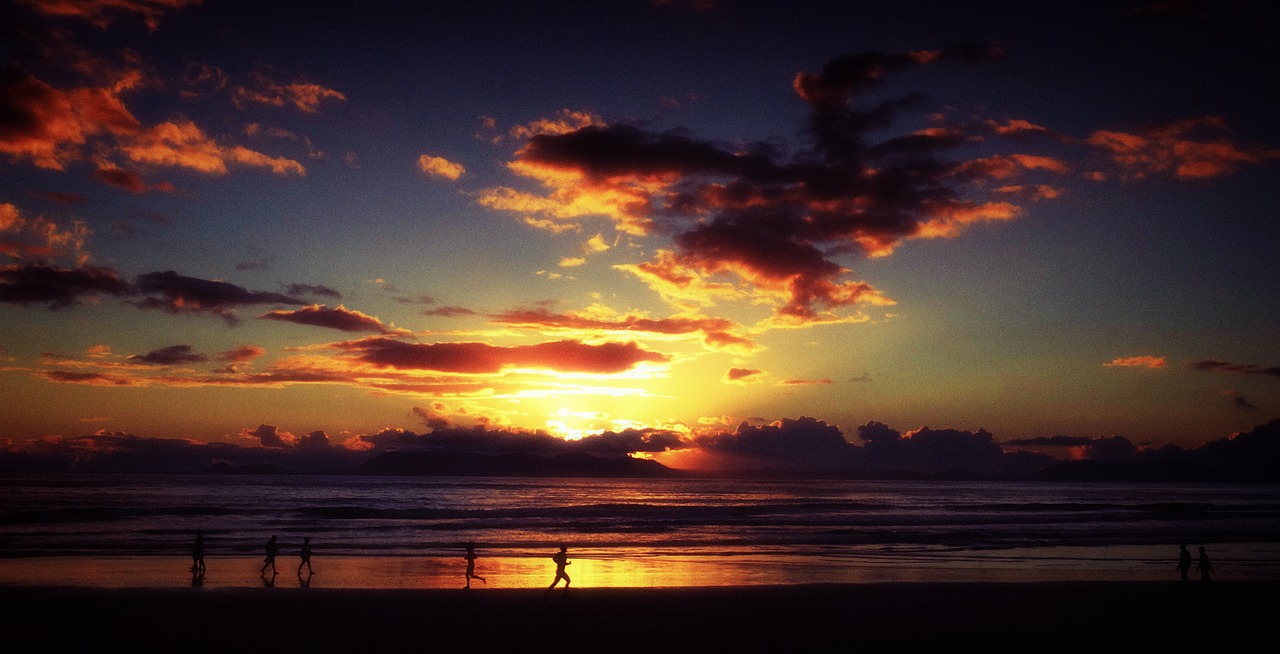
[1,473,1278,589]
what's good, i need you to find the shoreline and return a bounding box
[2,581,1271,652]
[4,551,1262,590]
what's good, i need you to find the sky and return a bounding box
[1,0,1278,473]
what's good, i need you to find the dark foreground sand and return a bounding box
[2,581,1271,653]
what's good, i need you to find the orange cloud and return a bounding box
[957,154,1070,180]
[1104,355,1166,369]
[0,68,140,170]
[780,378,833,385]
[1088,116,1280,180]
[614,250,745,310]
[1,203,92,265]
[724,367,764,383]
[232,73,346,113]
[41,370,144,386]
[489,306,754,351]
[508,109,603,139]
[417,154,465,181]
[480,50,1073,324]
[987,118,1053,136]
[914,201,1022,240]
[121,121,306,175]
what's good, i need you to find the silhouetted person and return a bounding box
[297,536,313,575]
[464,543,486,588]
[1177,543,1192,582]
[545,545,571,598]
[191,531,206,575]
[1197,546,1214,584]
[261,534,279,575]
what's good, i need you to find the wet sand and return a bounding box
[1,581,1269,653]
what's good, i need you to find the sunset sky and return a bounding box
[2,0,1277,470]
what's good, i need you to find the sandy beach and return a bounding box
[2,580,1270,653]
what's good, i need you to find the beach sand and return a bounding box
[2,581,1269,653]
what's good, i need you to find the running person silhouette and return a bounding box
[464,543,486,588]
[545,545,571,598]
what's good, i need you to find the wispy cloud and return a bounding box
[260,304,402,334]
[1104,355,1166,369]
[417,154,465,181]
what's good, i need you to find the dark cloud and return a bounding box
[1229,393,1258,411]
[423,305,476,317]
[503,47,1033,321]
[299,430,330,449]
[94,167,147,193]
[5,419,1279,478]
[260,304,393,333]
[134,270,305,324]
[40,370,139,386]
[1187,359,1280,378]
[128,344,208,366]
[859,425,1011,475]
[1080,436,1140,464]
[287,283,342,299]
[217,345,266,362]
[333,336,669,374]
[358,425,688,457]
[576,428,688,455]
[234,259,269,271]
[244,424,290,448]
[692,419,1051,476]
[1005,435,1096,447]
[0,430,364,475]
[0,263,133,309]
[694,417,856,470]
[38,191,87,205]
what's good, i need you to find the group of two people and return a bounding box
[1177,543,1213,583]
[259,534,314,576]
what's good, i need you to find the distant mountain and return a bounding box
[1029,459,1277,483]
[348,450,683,478]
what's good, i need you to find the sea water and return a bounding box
[1,474,1277,588]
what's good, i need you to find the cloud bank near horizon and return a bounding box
[3,416,1276,479]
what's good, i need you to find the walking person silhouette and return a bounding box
[1196,546,1214,584]
[1177,543,1192,583]
[191,531,206,575]
[464,543,486,588]
[545,545,571,599]
[261,534,279,575]
[297,536,313,575]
